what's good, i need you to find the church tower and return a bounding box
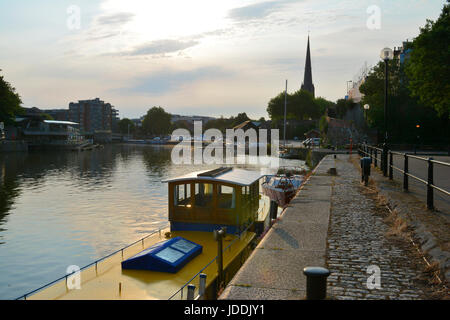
[301,35,315,97]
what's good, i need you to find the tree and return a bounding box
[406,1,450,118]
[118,118,135,135]
[142,106,172,136]
[334,98,357,119]
[0,71,23,125]
[360,56,447,144]
[231,112,250,127]
[266,89,321,121]
[315,97,335,115]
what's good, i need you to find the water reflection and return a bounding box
[0,144,306,299]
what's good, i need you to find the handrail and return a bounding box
[359,144,449,210]
[15,224,169,300]
[168,222,254,300]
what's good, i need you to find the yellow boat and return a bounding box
[23,167,273,300]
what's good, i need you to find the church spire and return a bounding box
[301,35,315,97]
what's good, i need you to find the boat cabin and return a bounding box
[163,167,264,234]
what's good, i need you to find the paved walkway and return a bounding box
[220,154,438,300]
[327,155,433,299]
[219,155,335,299]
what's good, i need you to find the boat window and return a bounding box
[218,185,236,209]
[242,186,250,206]
[174,184,191,207]
[194,183,213,208]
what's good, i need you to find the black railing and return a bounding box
[15,225,169,300]
[359,144,450,210]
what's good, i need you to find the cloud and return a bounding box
[228,1,284,21]
[95,12,135,26]
[124,39,199,56]
[228,0,300,21]
[115,66,232,95]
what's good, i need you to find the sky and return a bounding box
[0,0,446,120]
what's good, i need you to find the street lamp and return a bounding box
[415,124,420,154]
[380,47,393,176]
[363,104,370,123]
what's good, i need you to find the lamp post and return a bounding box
[415,124,420,155]
[363,104,370,123]
[380,47,393,176]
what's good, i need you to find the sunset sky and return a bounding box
[0,0,446,119]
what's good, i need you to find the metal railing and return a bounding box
[15,224,169,300]
[168,223,254,300]
[359,144,450,210]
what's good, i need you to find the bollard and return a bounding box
[214,227,227,288]
[382,144,388,177]
[389,152,393,180]
[303,267,330,300]
[427,158,434,210]
[187,284,196,300]
[199,273,207,299]
[403,154,408,191]
[360,157,371,186]
[269,200,278,223]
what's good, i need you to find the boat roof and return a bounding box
[44,120,79,125]
[162,167,265,186]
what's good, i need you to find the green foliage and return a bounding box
[315,97,335,115]
[319,115,328,134]
[359,52,448,144]
[118,118,135,135]
[231,112,250,127]
[204,113,255,133]
[142,106,172,136]
[40,113,54,120]
[406,2,450,118]
[266,89,322,121]
[334,98,357,119]
[0,71,23,125]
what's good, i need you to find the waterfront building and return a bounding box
[15,116,84,148]
[69,98,114,134]
[111,108,120,133]
[23,107,69,121]
[301,35,315,98]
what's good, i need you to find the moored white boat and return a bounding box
[261,174,303,207]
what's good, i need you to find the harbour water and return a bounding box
[0,144,307,299]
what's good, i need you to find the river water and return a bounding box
[0,144,306,299]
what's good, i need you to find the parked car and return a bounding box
[303,138,311,147]
[312,138,321,147]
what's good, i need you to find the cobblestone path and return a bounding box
[326,156,433,300]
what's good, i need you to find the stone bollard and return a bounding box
[303,267,330,300]
[187,284,196,300]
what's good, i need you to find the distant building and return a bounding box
[111,108,120,133]
[304,129,321,139]
[69,98,114,134]
[394,40,413,65]
[23,107,69,121]
[232,120,272,143]
[171,114,215,125]
[15,116,83,148]
[45,109,70,121]
[301,35,315,98]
